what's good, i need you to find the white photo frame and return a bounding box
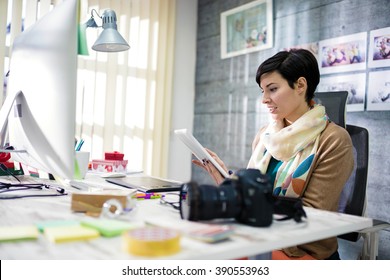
[368,27,390,68]
[367,70,390,111]
[318,32,367,74]
[220,0,273,59]
[317,73,366,112]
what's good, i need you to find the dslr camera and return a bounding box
[179,168,274,227]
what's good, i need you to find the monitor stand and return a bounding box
[0,90,26,153]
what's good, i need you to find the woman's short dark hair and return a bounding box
[255,49,320,104]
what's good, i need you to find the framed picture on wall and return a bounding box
[220,0,273,59]
[367,70,390,111]
[318,32,367,74]
[317,73,366,112]
[368,27,390,68]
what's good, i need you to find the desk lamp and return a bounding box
[79,9,130,54]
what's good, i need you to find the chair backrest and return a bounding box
[314,91,348,128]
[338,124,369,242]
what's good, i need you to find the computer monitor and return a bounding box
[0,0,79,180]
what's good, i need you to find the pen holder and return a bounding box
[74,151,90,179]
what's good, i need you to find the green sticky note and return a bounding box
[81,219,138,237]
[0,225,39,242]
[36,220,80,232]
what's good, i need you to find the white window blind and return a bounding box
[0,0,176,177]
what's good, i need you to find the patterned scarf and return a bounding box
[247,105,328,198]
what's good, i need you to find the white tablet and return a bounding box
[174,129,230,178]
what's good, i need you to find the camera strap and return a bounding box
[273,196,307,223]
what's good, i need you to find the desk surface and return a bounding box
[0,175,373,260]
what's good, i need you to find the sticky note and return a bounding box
[44,225,100,243]
[0,225,39,242]
[36,220,80,232]
[81,219,138,237]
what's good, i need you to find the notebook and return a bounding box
[106,176,182,193]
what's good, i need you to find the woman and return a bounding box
[193,49,354,260]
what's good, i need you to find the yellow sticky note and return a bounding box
[44,225,100,243]
[0,225,39,242]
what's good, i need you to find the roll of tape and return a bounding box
[101,199,123,219]
[123,227,180,257]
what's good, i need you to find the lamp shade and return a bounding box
[92,10,130,52]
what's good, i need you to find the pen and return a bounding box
[75,139,85,151]
[133,193,162,200]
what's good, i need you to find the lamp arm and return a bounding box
[91,9,101,19]
[84,9,101,28]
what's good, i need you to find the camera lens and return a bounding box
[179,180,242,221]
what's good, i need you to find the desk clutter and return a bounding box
[91,151,128,173]
[0,185,241,257]
[1,219,139,243]
[0,150,24,176]
[0,220,182,257]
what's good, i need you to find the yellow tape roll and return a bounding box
[123,227,180,257]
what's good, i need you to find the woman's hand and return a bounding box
[192,148,228,185]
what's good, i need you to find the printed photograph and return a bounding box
[368,27,390,68]
[317,73,366,112]
[283,41,319,60]
[367,70,390,111]
[318,32,367,74]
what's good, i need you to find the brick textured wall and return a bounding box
[195,0,390,259]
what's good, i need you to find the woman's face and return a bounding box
[260,71,308,124]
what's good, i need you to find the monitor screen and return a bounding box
[1,0,79,180]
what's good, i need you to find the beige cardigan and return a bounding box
[252,122,354,259]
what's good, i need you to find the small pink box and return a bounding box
[104,151,124,161]
[91,159,128,173]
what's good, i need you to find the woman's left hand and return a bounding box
[192,148,228,185]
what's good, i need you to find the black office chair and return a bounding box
[337,124,390,259]
[338,124,369,242]
[314,91,389,259]
[314,91,348,128]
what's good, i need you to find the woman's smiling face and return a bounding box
[260,71,308,124]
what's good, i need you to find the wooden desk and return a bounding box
[0,175,373,260]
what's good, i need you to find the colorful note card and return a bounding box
[81,218,139,237]
[0,225,39,242]
[44,225,100,243]
[145,217,234,243]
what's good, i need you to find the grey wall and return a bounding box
[194,0,390,259]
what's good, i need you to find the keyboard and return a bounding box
[106,176,182,193]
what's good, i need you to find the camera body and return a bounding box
[180,168,274,227]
